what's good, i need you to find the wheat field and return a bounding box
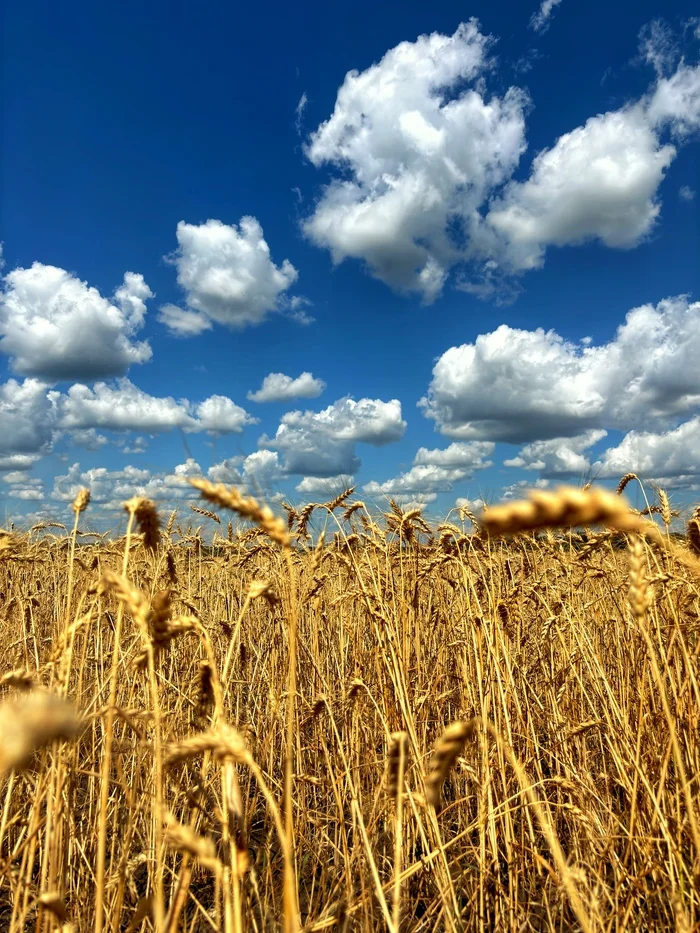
[0,477,698,932]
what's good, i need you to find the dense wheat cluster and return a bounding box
[0,478,698,932]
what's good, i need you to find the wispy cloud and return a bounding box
[529,0,562,34]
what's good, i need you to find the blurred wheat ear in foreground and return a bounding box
[0,480,699,932]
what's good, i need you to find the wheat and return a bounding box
[425,719,476,812]
[1,471,699,931]
[385,731,409,800]
[190,504,222,524]
[123,496,161,552]
[480,485,656,539]
[189,477,289,546]
[616,473,638,495]
[0,691,80,773]
[71,488,91,515]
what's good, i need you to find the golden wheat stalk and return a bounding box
[425,720,476,812]
[123,497,161,552]
[188,478,289,546]
[480,486,657,539]
[0,692,80,774]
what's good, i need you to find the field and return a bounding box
[0,477,698,932]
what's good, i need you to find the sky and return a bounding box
[1,0,699,530]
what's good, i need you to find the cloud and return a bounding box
[303,20,528,302]
[247,371,326,403]
[0,454,41,472]
[646,60,700,138]
[235,450,285,498]
[295,92,308,133]
[363,441,493,502]
[680,184,696,200]
[594,417,700,486]
[456,496,485,512]
[166,217,299,330]
[483,105,676,271]
[51,462,153,504]
[529,0,562,34]
[261,397,406,476]
[304,20,699,300]
[120,436,148,454]
[69,428,109,451]
[478,38,700,278]
[502,478,551,499]
[0,264,152,380]
[157,304,213,337]
[206,451,285,499]
[295,474,353,495]
[414,441,494,469]
[195,396,258,434]
[504,429,607,476]
[1,470,44,500]
[638,19,679,77]
[0,379,56,456]
[420,295,700,441]
[53,379,256,435]
[206,457,245,484]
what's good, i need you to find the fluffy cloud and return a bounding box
[195,396,257,434]
[414,441,494,469]
[295,475,354,495]
[69,429,109,451]
[0,379,56,457]
[483,50,700,274]
[51,463,153,504]
[247,372,326,403]
[304,20,699,298]
[420,296,700,441]
[456,496,485,512]
[594,417,700,486]
[261,397,406,476]
[0,454,41,472]
[53,379,256,435]
[1,473,44,500]
[363,441,493,503]
[0,375,256,471]
[680,185,696,200]
[235,450,285,498]
[529,0,562,34]
[0,264,152,380]
[303,21,528,301]
[205,452,285,499]
[504,430,607,476]
[484,106,675,271]
[164,217,299,331]
[157,304,213,337]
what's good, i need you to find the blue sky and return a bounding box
[1,0,699,527]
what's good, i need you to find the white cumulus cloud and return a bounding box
[53,379,256,436]
[157,304,213,337]
[295,474,354,495]
[420,296,700,442]
[0,264,152,380]
[261,397,406,476]
[303,20,528,301]
[305,20,700,299]
[164,217,300,331]
[247,372,326,403]
[195,396,257,434]
[594,417,700,487]
[504,430,607,476]
[363,441,493,503]
[0,379,56,457]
